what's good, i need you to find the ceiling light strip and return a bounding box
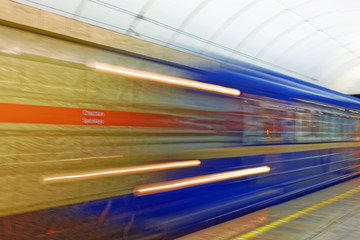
[134,166,270,196]
[271,0,360,58]
[42,160,201,184]
[94,63,240,96]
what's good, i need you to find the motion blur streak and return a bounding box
[134,166,271,196]
[94,63,241,96]
[6,154,124,166]
[42,160,201,184]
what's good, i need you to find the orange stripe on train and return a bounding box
[0,102,187,127]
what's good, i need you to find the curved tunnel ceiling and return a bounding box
[11,0,360,94]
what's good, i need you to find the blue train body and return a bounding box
[2,63,360,240]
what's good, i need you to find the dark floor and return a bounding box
[178,177,360,240]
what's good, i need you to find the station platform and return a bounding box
[178,177,360,240]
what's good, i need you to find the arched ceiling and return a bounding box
[11,0,360,94]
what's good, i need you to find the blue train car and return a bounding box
[1,62,360,240]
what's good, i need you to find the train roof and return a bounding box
[205,68,360,111]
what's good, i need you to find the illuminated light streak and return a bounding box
[349,164,360,169]
[42,160,201,184]
[134,166,270,196]
[94,63,240,96]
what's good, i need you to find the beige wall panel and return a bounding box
[2,0,41,27]
[0,0,219,69]
[21,33,89,64]
[86,71,134,106]
[0,54,21,85]
[19,60,86,100]
[0,26,22,54]
[0,1,223,216]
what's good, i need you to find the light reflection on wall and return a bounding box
[134,166,271,196]
[94,63,241,96]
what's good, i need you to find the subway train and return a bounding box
[1,59,360,240]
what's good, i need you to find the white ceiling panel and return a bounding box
[94,0,149,14]
[79,1,133,32]
[10,0,360,93]
[13,0,82,18]
[135,20,178,44]
[144,0,205,28]
[180,0,250,40]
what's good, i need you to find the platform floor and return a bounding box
[178,177,360,240]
